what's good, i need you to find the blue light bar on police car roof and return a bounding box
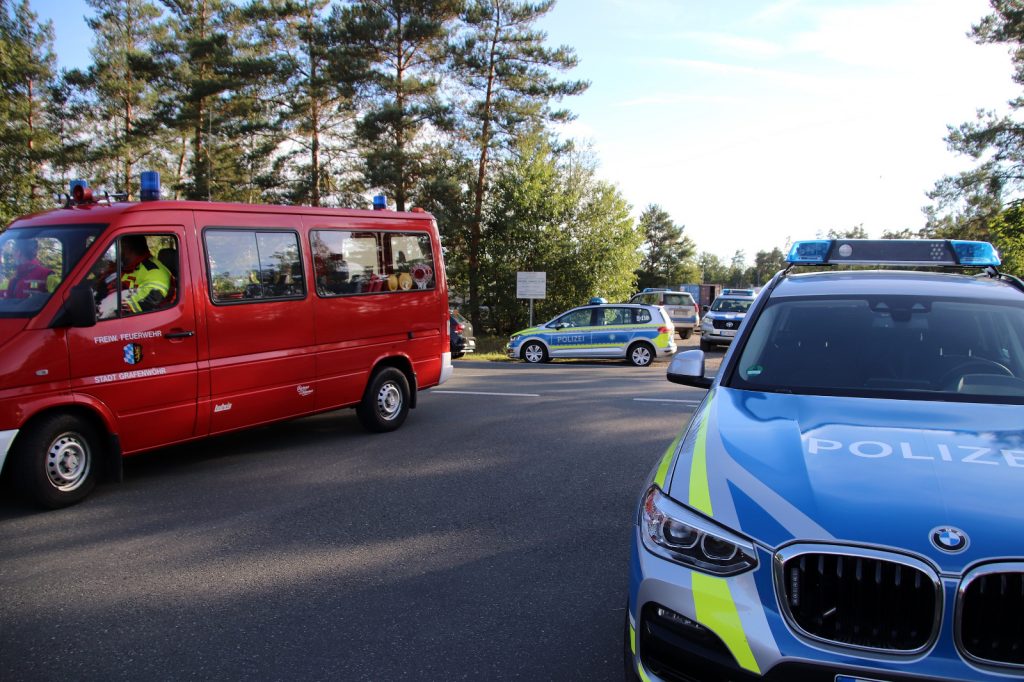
[786,239,1001,267]
[786,240,831,264]
[951,240,1001,266]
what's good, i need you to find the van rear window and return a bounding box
[311,229,436,296]
[204,229,305,303]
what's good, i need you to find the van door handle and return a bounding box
[166,330,195,339]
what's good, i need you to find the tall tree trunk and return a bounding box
[468,17,500,332]
[311,102,321,207]
[125,98,133,197]
[27,77,37,204]
[394,10,406,212]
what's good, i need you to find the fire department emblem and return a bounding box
[123,343,143,365]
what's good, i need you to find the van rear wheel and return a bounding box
[12,413,99,509]
[357,367,410,433]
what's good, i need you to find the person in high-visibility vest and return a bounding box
[119,235,172,314]
[1,239,54,299]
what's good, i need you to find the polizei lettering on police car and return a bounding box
[807,438,1024,466]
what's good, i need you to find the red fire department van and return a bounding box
[0,181,452,508]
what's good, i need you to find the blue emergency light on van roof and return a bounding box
[589,297,607,305]
[786,239,1001,267]
[140,171,160,201]
[722,288,755,296]
[373,194,387,211]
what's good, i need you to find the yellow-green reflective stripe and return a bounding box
[692,573,760,674]
[688,393,714,516]
[637,663,653,682]
[653,432,682,488]
[629,622,636,654]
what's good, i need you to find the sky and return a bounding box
[28,0,1021,263]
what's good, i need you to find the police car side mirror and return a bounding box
[667,350,712,389]
[701,305,709,314]
[61,283,97,328]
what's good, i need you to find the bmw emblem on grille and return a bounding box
[931,526,968,552]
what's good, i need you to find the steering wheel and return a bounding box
[937,356,1014,389]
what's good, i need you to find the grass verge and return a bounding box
[458,334,511,361]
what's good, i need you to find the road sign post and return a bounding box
[516,272,546,327]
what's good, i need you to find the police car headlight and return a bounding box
[640,486,757,576]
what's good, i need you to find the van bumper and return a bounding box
[439,352,454,385]
[0,428,18,476]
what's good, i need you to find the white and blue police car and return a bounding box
[699,288,758,352]
[506,299,676,366]
[628,239,1024,682]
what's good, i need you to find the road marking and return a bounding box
[434,390,541,398]
[633,398,702,404]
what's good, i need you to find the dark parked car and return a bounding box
[450,309,476,358]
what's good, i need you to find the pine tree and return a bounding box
[85,0,165,198]
[634,204,697,290]
[453,0,587,329]
[0,0,57,223]
[250,0,360,206]
[338,0,461,211]
[155,0,275,201]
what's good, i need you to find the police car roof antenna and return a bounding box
[989,266,1024,295]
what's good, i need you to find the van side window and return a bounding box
[384,233,435,290]
[205,229,304,303]
[311,230,435,296]
[311,230,380,295]
[85,234,178,321]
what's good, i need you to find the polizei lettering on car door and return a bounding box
[806,438,1024,466]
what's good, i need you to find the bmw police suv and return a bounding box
[506,300,676,366]
[627,240,1024,682]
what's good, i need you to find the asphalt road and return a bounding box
[0,340,720,681]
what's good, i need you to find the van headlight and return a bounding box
[640,486,757,576]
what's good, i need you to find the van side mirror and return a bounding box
[667,350,712,389]
[58,283,97,328]
[701,304,709,314]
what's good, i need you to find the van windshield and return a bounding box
[0,224,106,318]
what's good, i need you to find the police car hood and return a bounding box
[674,387,1024,572]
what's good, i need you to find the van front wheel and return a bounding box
[12,413,99,509]
[357,368,410,433]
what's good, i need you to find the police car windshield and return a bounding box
[710,298,752,314]
[729,295,1024,403]
[0,225,105,318]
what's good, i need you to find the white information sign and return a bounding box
[517,271,546,300]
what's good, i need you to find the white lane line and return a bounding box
[633,398,702,404]
[434,390,541,398]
